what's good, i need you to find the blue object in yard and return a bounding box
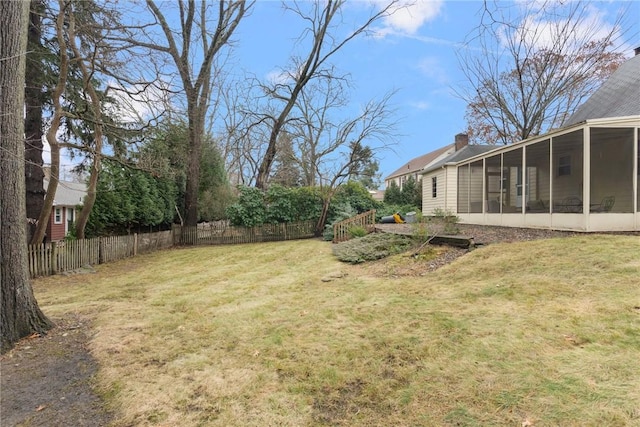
[380,215,395,223]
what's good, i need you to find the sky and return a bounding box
[229,0,640,182]
[49,0,640,185]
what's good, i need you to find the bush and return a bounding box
[433,208,460,234]
[383,176,422,207]
[348,225,368,238]
[332,233,413,264]
[225,186,266,227]
[331,181,379,214]
[264,184,296,224]
[227,185,324,227]
[322,202,359,241]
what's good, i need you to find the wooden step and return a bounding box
[428,235,474,249]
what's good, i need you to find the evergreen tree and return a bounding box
[383,181,402,205]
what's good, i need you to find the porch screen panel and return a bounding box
[551,129,583,213]
[525,140,550,212]
[502,148,523,213]
[590,127,634,213]
[469,160,483,213]
[485,155,502,212]
[457,164,470,213]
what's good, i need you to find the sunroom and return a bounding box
[455,116,640,232]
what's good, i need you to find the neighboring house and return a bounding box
[419,50,640,232]
[422,142,493,215]
[43,178,87,241]
[369,190,385,202]
[384,135,467,190]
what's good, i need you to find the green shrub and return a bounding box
[432,208,460,234]
[331,181,379,214]
[264,184,296,224]
[226,185,324,227]
[323,202,359,241]
[332,233,413,264]
[225,186,266,227]
[348,225,368,238]
[383,176,421,207]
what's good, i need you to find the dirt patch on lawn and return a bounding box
[0,314,113,427]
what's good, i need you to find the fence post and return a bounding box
[51,242,58,275]
[134,233,138,256]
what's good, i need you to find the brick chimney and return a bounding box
[454,133,469,151]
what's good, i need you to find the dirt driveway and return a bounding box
[1,315,113,426]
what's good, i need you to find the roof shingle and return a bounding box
[563,54,640,126]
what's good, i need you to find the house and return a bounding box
[43,176,87,241]
[384,135,467,190]
[368,189,385,202]
[419,50,640,232]
[422,139,493,215]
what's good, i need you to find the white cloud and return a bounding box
[502,2,623,53]
[265,69,292,85]
[416,56,449,84]
[373,0,444,36]
[409,100,430,110]
[107,80,171,123]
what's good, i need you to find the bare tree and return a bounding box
[287,83,397,234]
[217,78,262,186]
[117,0,251,226]
[457,1,628,145]
[253,0,398,189]
[290,74,349,187]
[1,0,53,353]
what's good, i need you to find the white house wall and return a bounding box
[445,167,458,212]
[422,170,446,214]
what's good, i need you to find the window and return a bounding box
[54,207,62,224]
[558,155,571,176]
[432,177,437,198]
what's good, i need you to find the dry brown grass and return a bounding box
[33,235,640,426]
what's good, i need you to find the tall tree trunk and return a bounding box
[316,200,331,237]
[1,0,53,354]
[255,119,286,190]
[24,0,46,242]
[29,2,68,245]
[74,158,100,240]
[66,2,102,240]
[184,105,203,226]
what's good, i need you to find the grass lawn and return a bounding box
[34,234,640,426]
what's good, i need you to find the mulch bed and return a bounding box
[375,222,578,245]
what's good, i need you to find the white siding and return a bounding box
[445,167,458,213]
[422,170,447,214]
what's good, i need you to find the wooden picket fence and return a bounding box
[27,221,315,279]
[332,209,377,243]
[175,220,316,246]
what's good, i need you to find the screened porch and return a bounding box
[455,117,640,231]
